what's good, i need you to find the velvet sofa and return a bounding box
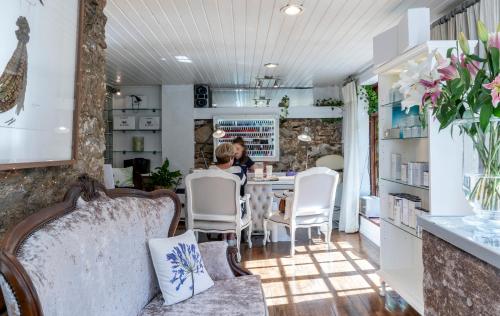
[0,175,267,316]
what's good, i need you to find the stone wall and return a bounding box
[0,0,107,238]
[422,231,500,316]
[194,118,343,171]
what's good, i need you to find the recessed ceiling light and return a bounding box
[264,63,279,68]
[175,55,193,63]
[160,57,167,61]
[280,4,304,16]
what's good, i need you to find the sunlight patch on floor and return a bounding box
[320,260,356,274]
[265,296,289,306]
[292,292,334,303]
[354,259,376,271]
[283,263,319,277]
[248,266,282,279]
[280,254,314,265]
[329,275,371,291]
[313,251,347,262]
[243,258,278,268]
[288,278,329,295]
[345,250,361,260]
[261,281,287,297]
[337,288,375,297]
[335,241,353,249]
[307,243,337,251]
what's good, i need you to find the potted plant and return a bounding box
[151,158,182,190]
[278,95,290,124]
[358,85,378,115]
[314,98,344,109]
[396,21,500,218]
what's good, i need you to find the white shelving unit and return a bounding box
[110,95,162,168]
[375,41,473,314]
[213,115,279,162]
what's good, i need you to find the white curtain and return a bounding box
[431,0,498,41]
[340,81,360,233]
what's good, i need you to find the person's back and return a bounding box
[212,143,246,193]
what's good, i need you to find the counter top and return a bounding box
[417,215,500,269]
[247,176,295,185]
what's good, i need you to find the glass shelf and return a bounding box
[382,217,421,239]
[381,136,428,141]
[113,129,160,132]
[380,177,429,190]
[380,100,403,108]
[106,108,161,112]
[113,150,161,154]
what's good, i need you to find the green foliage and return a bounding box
[314,98,344,109]
[279,95,290,124]
[321,117,343,124]
[151,158,182,189]
[358,85,378,115]
[432,27,500,134]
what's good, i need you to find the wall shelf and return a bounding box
[105,108,161,112]
[113,150,161,154]
[380,177,429,190]
[381,136,428,141]
[113,129,160,133]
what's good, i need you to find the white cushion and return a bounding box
[193,212,251,231]
[149,230,214,306]
[266,212,329,226]
[112,166,134,187]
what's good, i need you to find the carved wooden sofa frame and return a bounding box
[0,175,250,315]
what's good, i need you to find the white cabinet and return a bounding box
[375,41,473,314]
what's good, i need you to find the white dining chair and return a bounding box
[185,169,252,261]
[263,167,339,256]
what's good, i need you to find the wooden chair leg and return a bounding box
[327,223,332,250]
[236,230,242,262]
[247,224,253,249]
[263,220,268,246]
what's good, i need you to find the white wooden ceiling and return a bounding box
[105,0,460,87]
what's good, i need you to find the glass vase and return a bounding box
[458,118,500,226]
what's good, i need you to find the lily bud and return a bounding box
[477,20,489,42]
[459,32,470,55]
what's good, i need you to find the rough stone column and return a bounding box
[0,0,107,238]
[422,231,500,316]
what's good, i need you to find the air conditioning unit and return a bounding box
[360,196,380,218]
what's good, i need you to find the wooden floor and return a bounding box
[240,230,419,316]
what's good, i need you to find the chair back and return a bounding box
[185,170,241,228]
[291,167,339,220]
[315,154,344,171]
[103,164,115,189]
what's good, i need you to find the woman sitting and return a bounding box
[210,143,246,194]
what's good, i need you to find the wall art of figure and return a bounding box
[0,16,30,117]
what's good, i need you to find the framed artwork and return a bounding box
[0,0,83,170]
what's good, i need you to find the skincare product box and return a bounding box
[401,164,408,183]
[391,153,402,180]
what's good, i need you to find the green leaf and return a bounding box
[479,102,493,131]
[490,47,499,75]
[446,47,456,59]
[467,54,487,63]
[494,106,500,118]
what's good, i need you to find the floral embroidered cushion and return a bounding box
[149,230,214,305]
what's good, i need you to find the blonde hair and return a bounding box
[215,143,235,164]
